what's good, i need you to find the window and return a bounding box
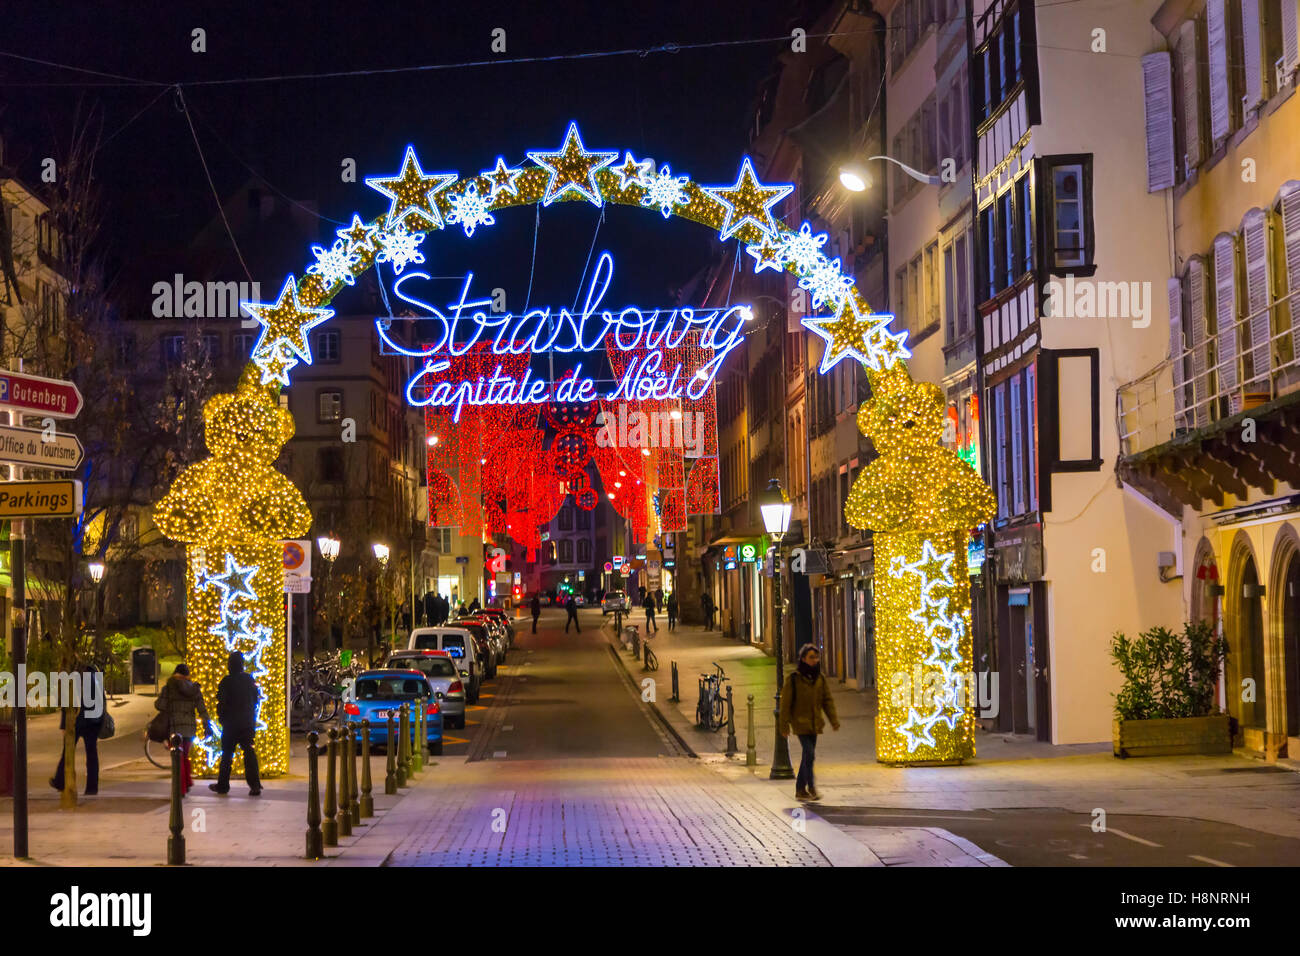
[232,332,255,360]
[161,335,186,365]
[201,333,221,363]
[1017,174,1034,274]
[890,0,940,74]
[558,539,573,563]
[116,335,135,366]
[577,507,591,530]
[433,527,453,552]
[925,241,940,330]
[120,514,139,545]
[319,390,343,422]
[1046,160,1092,269]
[558,506,573,531]
[577,539,592,564]
[1010,372,1025,515]
[318,448,344,483]
[979,205,997,300]
[992,383,1009,518]
[974,2,1029,122]
[943,231,974,342]
[998,190,1015,290]
[317,330,341,362]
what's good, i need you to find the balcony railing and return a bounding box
[1118,294,1300,457]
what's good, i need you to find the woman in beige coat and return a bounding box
[778,643,840,800]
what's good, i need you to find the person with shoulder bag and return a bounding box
[154,663,213,796]
[50,664,107,796]
[777,643,840,801]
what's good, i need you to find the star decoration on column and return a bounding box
[898,707,938,752]
[202,554,259,614]
[253,342,299,387]
[365,144,457,229]
[210,608,254,644]
[526,122,618,207]
[929,680,966,730]
[336,214,378,255]
[745,236,786,274]
[481,157,522,200]
[703,157,792,241]
[908,595,953,638]
[243,276,333,367]
[924,634,965,678]
[904,539,956,590]
[612,151,653,190]
[863,315,912,371]
[801,296,879,374]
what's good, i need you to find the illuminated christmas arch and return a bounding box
[157,121,993,770]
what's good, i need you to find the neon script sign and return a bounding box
[375,251,750,420]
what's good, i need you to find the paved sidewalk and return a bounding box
[606,620,1300,856]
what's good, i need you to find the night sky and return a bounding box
[3,0,816,315]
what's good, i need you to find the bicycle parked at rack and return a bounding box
[641,635,658,672]
[696,661,729,731]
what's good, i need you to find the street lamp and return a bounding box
[87,560,106,662]
[839,155,941,192]
[87,562,105,584]
[316,535,340,655]
[759,478,795,780]
[373,542,391,664]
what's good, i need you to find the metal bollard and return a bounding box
[396,704,409,788]
[167,733,185,865]
[670,660,679,702]
[746,694,757,767]
[413,704,424,774]
[306,731,324,859]
[323,728,339,846]
[359,720,374,818]
[338,723,353,837]
[696,676,708,728]
[631,628,640,658]
[725,685,738,756]
[348,722,361,827]
[385,712,398,794]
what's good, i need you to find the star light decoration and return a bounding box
[703,157,793,241]
[482,157,523,200]
[802,298,910,374]
[242,276,332,385]
[446,182,496,237]
[746,236,787,273]
[364,144,457,229]
[612,152,654,190]
[337,214,379,255]
[526,121,618,207]
[641,165,691,218]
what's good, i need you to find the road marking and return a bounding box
[853,812,996,821]
[1188,854,1235,867]
[1103,827,1162,848]
[1068,853,1088,859]
[442,735,469,745]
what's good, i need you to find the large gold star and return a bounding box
[527,122,617,207]
[801,296,878,374]
[703,157,792,241]
[242,276,333,366]
[365,145,457,229]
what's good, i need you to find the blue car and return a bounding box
[344,669,444,755]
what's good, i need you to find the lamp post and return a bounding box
[759,478,794,780]
[373,542,391,664]
[316,535,340,655]
[838,154,941,192]
[87,561,105,662]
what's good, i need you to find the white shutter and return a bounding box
[1168,277,1188,431]
[1213,232,1240,411]
[1283,0,1299,77]
[1242,0,1264,112]
[1281,181,1300,368]
[1208,0,1231,144]
[1187,257,1211,428]
[1241,208,1271,386]
[1142,52,1177,191]
[1179,21,1203,170]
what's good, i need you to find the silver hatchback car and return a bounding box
[386,650,467,729]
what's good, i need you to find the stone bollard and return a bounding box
[167,733,185,865]
[396,704,409,788]
[670,660,679,702]
[305,731,324,859]
[725,685,738,756]
[323,728,339,846]
[359,720,374,818]
[338,723,353,837]
[385,712,397,794]
[348,722,361,827]
[745,694,757,767]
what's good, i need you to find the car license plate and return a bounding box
[375,710,389,719]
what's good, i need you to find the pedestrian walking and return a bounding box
[50,664,105,796]
[778,644,840,801]
[654,587,664,612]
[154,663,212,797]
[666,592,678,631]
[210,652,262,796]
[701,591,716,630]
[531,593,542,633]
[564,595,581,633]
[642,593,658,633]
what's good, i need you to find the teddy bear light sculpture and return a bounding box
[154,367,311,776]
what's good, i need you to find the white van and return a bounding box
[407,626,483,703]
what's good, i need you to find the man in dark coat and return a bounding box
[210,652,262,795]
[468,596,481,614]
[701,591,716,630]
[642,592,658,633]
[564,595,581,633]
[530,593,542,633]
[50,664,105,796]
[423,590,436,626]
[666,591,678,631]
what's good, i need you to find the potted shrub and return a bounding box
[1111,621,1230,757]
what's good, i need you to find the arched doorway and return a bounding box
[1226,533,1267,739]
[1270,527,1300,744]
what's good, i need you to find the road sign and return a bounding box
[0,423,83,471]
[283,539,312,593]
[0,479,82,518]
[0,370,83,419]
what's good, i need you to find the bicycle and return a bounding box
[696,662,729,731]
[642,638,658,672]
[143,728,169,769]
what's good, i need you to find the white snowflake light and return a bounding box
[376,222,427,275]
[798,256,854,309]
[446,182,497,237]
[780,222,830,274]
[307,238,360,288]
[641,165,690,218]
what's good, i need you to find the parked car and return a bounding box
[407,627,483,703]
[602,590,629,615]
[477,607,516,646]
[386,650,467,729]
[344,669,444,755]
[454,617,503,672]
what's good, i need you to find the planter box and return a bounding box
[1113,715,1232,758]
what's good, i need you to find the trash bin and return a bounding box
[0,723,13,797]
[130,646,157,687]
